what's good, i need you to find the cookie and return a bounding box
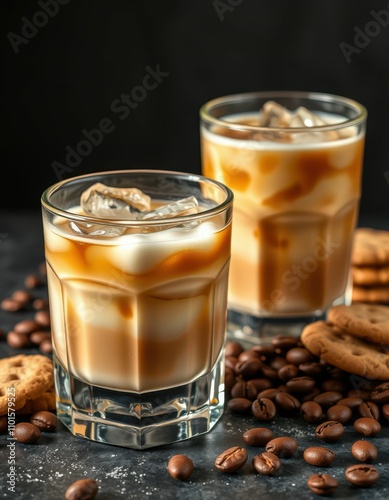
[0,354,54,416]
[301,320,389,380]
[352,265,389,286]
[352,228,389,266]
[352,286,389,305]
[327,303,389,344]
[16,387,56,415]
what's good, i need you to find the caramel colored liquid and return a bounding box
[44,214,231,392]
[201,115,364,316]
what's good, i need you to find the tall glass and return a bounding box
[41,170,233,449]
[200,91,367,344]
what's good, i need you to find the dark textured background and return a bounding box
[2,0,389,216]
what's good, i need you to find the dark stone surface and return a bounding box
[1,211,389,499]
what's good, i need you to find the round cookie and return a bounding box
[352,228,389,266]
[327,303,389,344]
[301,320,389,380]
[0,354,54,416]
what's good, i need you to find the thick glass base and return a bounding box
[53,351,225,450]
[227,289,351,347]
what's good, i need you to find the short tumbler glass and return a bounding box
[41,169,233,449]
[200,91,367,344]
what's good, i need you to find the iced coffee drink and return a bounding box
[41,170,233,449]
[200,92,367,341]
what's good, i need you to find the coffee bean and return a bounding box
[313,391,343,409]
[278,364,300,382]
[300,401,323,423]
[326,404,353,425]
[30,411,58,432]
[7,331,32,349]
[257,388,282,401]
[307,473,338,496]
[370,381,389,405]
[351,440,378,463]
[11,289,32,305]
[345,464,379,487]
[14,422,41,443]
[337,396,363,412]
[235,358,264,380]
[34,310,51,328]
[266,436,298,458]
[315,421,344,443]
[252,452,281,476]
[271,335,298,353]
[65,478,98,500]
[214,446,248,473]
[238,349,262,363]
[286,347,314,366]
[13,319,40,334]
[30,331,51,345]
[250,344,275,360]
[24,274,41,289]
[359,401,380,420]
[275,391,301,414]
[303,446,336,466]
[251,398,276,421]
[354,417,381,437]
[242,427,274,447]
[1,298,24,312]
[225,341,244,358]
[33,298,49,310]
[286,376,316,394]
[298,362,324,378]
[231,380,249,399]
[39,338,53,354]
[227,397,252,415]
[167,454,194,481]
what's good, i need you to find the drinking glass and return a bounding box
[41,169,233,449]
[200,91,367,344]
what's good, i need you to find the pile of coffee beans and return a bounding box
[1,262,52,354]
[222,336,389,493]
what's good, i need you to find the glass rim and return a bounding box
[199,90,368,133]
[41,169,234,226]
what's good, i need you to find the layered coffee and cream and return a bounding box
[201,101,365,317]
[43,186,231,392]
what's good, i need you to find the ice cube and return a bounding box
[258,101,294,128]
[69,221,125,237]
[80,183,151,219]
[257,101,346,143]
[136,196,199,220]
